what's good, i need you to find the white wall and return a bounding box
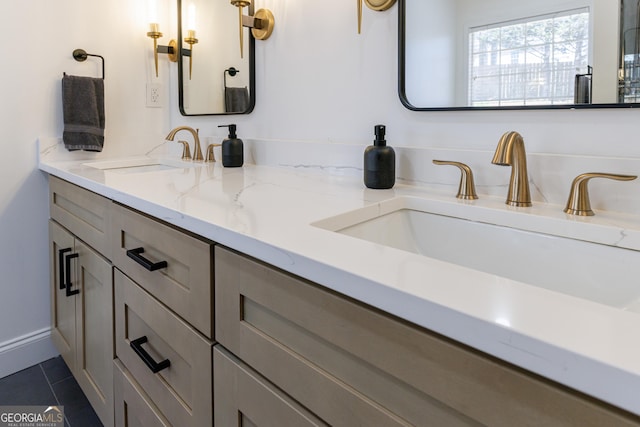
[2,0,640,377]
[0,0,169,376]
[167,0,640,159]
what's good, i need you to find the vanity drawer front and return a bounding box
[115,269,213,427]
[110,202,213,338]
[114,359,171,427]
[215,247,444,426]
[215,246,640,427]
[49,176,111,258]
[214,346,328,427]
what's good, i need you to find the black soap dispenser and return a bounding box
[218,124,244,167]
[364,124,395,189]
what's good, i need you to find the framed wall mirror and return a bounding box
[399,0,640,110]
[177,0,255,116]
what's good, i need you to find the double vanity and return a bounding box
[40,144,640,425]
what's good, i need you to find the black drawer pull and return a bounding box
[126,247,168,271]
[64,253,80,297]
[58,248,72,290]
[130,336,171,373]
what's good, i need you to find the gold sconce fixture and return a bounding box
[230,0,275,58]
[146,23,178,78]
[183,30,198,80]
[183,3,198,80]
[357,0,396,34]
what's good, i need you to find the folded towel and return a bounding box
[225,86,250,113]
[62,74,105,152]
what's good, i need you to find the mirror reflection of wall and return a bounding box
[179,0,253,115]
[402,0,627,110]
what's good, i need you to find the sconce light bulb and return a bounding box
[188,3,197,31]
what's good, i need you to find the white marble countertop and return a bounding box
[39,153,640,415]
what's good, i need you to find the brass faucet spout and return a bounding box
[492,131,531,207]
[165,126,204,162]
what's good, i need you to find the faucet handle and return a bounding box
[177,140,191,160]
[433,160,478,200]
[564,172,637,216]
[205,143,222,163]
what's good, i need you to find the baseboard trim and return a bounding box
[0,327,59,379]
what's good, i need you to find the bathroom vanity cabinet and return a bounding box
[49,176,114,427]
[47,175,640,426]
[214,246,640,426]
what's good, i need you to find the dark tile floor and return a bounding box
[0,356,102,427]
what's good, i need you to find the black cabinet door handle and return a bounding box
[130,336,171,373]
[64,253,80,297]
[126,248,168,271]
[58,248,72,290]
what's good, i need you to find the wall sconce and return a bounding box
[357,0,396,34]
[183,3,198,80]
[230,0,275,58]
[146,23,178,77]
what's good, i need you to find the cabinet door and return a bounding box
[215,247,640,427]
[214,346,328,427]
[114,360,171,427]
[49,220,76,373]
[75,240,114,427]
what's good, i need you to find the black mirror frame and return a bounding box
[177,0,256,116]
[397,0,639,111]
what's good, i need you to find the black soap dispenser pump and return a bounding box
[218,124,244,167]
[364,125,395,189]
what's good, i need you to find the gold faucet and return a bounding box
[205,143,221,163]
[165,126,204,162]
[491,131,531,207]
[564,173,637,216]
[176,140,191,160]
[432,160,478,200]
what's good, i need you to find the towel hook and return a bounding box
[72,49,105,80]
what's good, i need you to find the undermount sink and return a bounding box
[313,196,640,311]
[82,157,200,174]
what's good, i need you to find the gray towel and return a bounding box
[225,86,250,113]
[62,74,105,152]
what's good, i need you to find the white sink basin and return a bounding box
[82,157,200,174]
[313,197,640,311]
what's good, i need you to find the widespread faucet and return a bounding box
[491,131,531,207]
[165,126,204,162]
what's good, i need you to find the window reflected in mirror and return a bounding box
[469,9,590,107]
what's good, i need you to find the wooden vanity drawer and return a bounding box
[215,246,640,427]
[110,202,213,338]
[115,269,213,427]
[214,346,327,426]
[49,176,111,258]
[114,359,171,427]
